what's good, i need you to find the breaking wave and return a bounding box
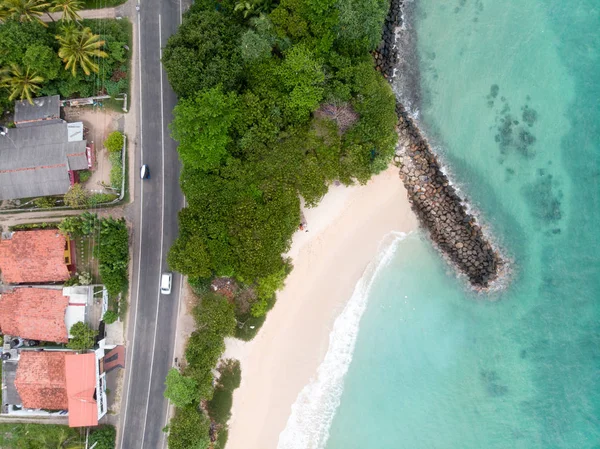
[277,232,410,449]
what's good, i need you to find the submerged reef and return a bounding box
[375,0,506,289]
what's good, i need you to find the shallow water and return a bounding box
[282,0,600,447]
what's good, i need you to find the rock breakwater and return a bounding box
[395,105,503,288]
[375,0,505,288]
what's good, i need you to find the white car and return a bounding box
[160,272,172,295]
[140,164,150,179]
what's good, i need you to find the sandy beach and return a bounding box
[224,166,418,449]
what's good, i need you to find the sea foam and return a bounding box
[277,232,410,449]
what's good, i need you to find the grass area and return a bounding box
[0,424,85,448]
[76,235,100,283]
[82,0,127,9]
[0,424,115,449]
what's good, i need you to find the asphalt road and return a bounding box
[117,0,184,447]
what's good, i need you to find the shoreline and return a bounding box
[224,166,418,449]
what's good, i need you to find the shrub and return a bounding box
[33,196,56,208]
[67,321,98,350]
[109,151,124,190]
[102,310,118,324]
[164,368,199,408]
[95,217,129,296]
[104,131,124,152]
[167,406,211,449]
[78,170,92,182]
[64,184,90,208]
[89,425,116,449]
[88,193,118,207]
[207,359,241,425]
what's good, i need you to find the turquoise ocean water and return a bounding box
[279,1,600,448]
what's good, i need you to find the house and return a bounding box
[0,285,102,344]
[2,349,108,427]
[0,288,69,343]
[14,95,62,128]
[0,230,73,284]
[0,95,92,200]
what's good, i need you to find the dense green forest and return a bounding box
[0,0,130,110]
[162,0,395,446]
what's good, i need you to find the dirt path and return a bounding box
[0,206,126,232]
[41,7,117,21]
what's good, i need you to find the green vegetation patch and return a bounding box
[161,0,395,446]
[0,424,115,449]
[0,16,132,111]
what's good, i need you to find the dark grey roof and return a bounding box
[14,95,62,128]
[0,122,88,200]
[2,360,22,406]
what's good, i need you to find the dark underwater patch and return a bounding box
[480,369,509,397]
[522,176,563,224]
[522,105,538,127]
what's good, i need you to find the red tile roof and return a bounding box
[14,351,99,427]
[0,288,69,343]
[0,230,70,284]
[65,353,98,427]
[14,351,68,410]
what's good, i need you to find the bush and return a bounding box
[78,170,92,182]
[104,131,124,152]
[67,321,98,350]
[64,184,90,208]
[102,310,118,324]
[207,360,241,425]
[167,406,211,449]
[95,217,129,296]
[33,196,56,208]
[109,151,124,190]
[88,193,118,207]
[164,368,198,408]
[89,425,116,449]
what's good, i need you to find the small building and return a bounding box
[3,349,108,427]
[14,95,62,128]
[0,230,73,284]
[0,286,103,344]
[0,121,91,200]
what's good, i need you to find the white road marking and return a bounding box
[118,4,145,449]
[140,12,167,449]
[161,272,185,449]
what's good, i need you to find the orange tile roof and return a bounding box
[0,288,69,343]
[65,353,98,427]
[0,230,70,284]
[14,351,68,410]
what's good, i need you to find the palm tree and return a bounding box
[56,26,108,76]
[2,0,51,26]
[58,20,78,39]
[51,0,83,22]
[1,64,44,104]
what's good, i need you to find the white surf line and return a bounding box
[118,3,144,448]
[140,12,167,449]
[278,232,409,449]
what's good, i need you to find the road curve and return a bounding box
[118,0,184,447]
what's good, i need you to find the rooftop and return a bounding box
[11,351,99,426]
[14,351,68,410]
[0,230,71,284]
[0,122,88,200]
[65,353,98,427]
[14,95,61,127]
[0,288,69,343]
